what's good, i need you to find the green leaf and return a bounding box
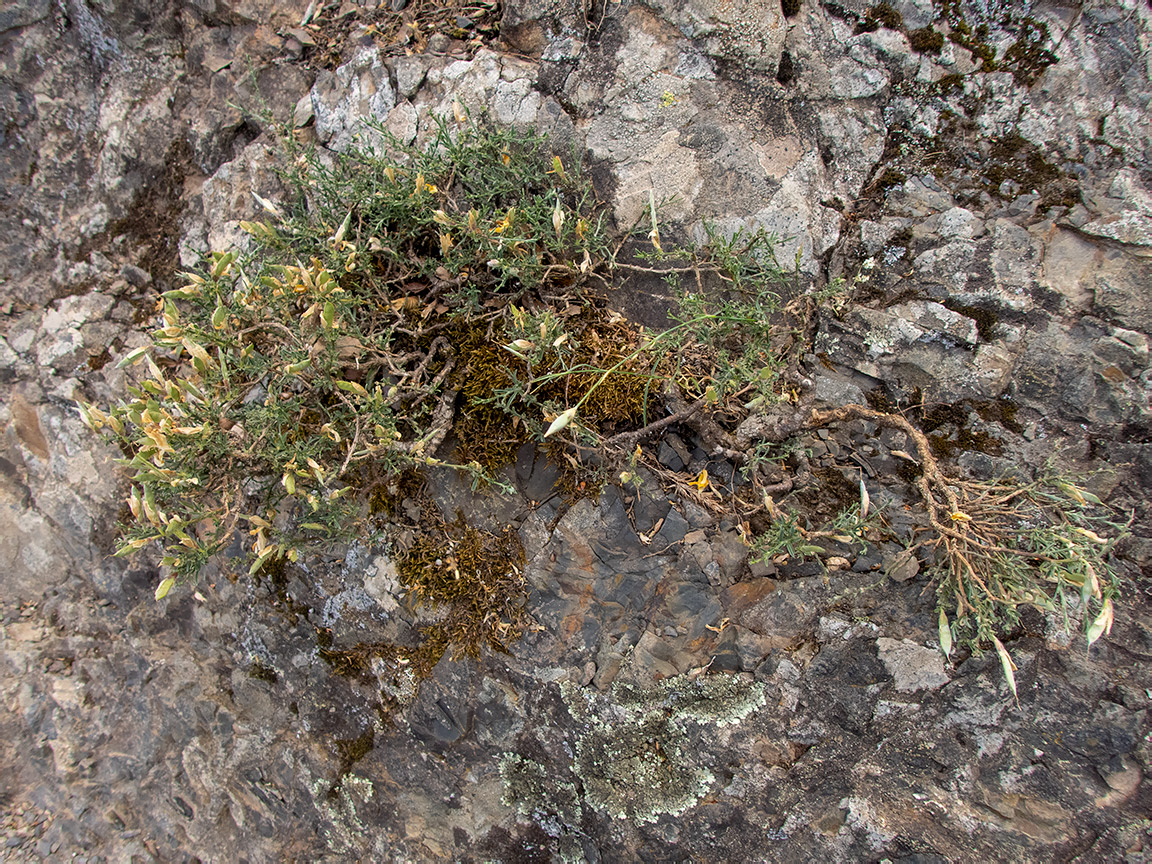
[544,407,577,438]
[991,635,1018,704]
[182,336,213,369]
[336,380,368,396]
[321,300,336,330]
[938,608,952,657]
[333,210,353,244]
[1086,598,1114,649]
[154,577,176,601]
[116,345,151,368]
[211,250,237,279]
[249,547,277,575]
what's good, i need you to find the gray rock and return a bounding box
[876,637,949,692]
[408,654,476,745]
[392,56,427,99]
[811,372,866,406]
[1094,250,1152,334]
[3,1,1152,862]
[311,48,397,151]
[889,0,934,29]
[120,264,151,286]
[646,0,785,71]
[658,440,685,471]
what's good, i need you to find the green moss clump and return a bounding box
[248,662,279,683]
[368,468,427,517]
[868,3,903,30]
[974,398,1023,435]
[448,309,656,478]
[798,466,862,520]
[317,630,448,715]
[909,27,944,54]
[935,73,966,95]
[896,456,923,485]
[875,168,908,191]
[545,441,605,503]
[922,401,1005,458]
[451,321,532,473]
[1003,17,1058,86]
[984,133,1079,208]
[938,2,1058,83]
[336,729,375,768]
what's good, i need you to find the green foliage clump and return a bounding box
[934,476,1126,659]
[80,114,610,594]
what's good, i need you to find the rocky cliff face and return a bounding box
[2,0,1151,861]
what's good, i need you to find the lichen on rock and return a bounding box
[502,673,767,826]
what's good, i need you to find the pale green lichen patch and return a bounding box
[572,706,715,824]
[308,771,374,854]
[499,753,586,862]
[509,672,769,826]
[615,672,769,728]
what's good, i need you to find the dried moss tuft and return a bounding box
[398,515,527,658]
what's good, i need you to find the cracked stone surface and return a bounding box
[2,0,1152,861]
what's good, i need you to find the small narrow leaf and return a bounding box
[249,547,277,575]
[550,155,567,183]
[991,635,1018,703]
[1072,527,1108,544]
[1057,481,1088,506]
[938,608,952,657]
[154,577,176,601]
[76,402,97,431]
[859,478,870,520]
[544,407,577,438]
[117,345,151,368]
[252,192,282,218]
[1086,598,1114,649]
[211,250,238,279]
[127,487,142,521]
[552,196,565,238]
[181,337,213,369]
[333,210,353,244]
